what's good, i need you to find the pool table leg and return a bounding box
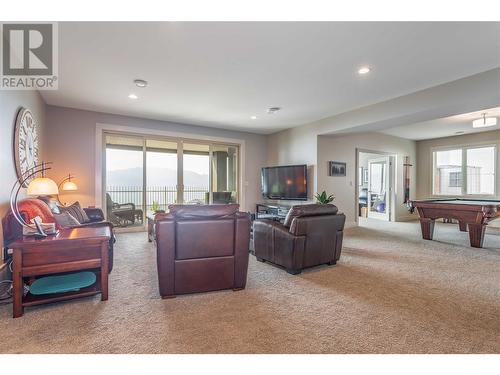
[458,221,467,232]
[468,223,486,248]
[419,218,435,240]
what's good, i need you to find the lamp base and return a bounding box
[23,223,57,236]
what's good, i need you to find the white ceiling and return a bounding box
[40,22,500,134]
[379,107,500,140]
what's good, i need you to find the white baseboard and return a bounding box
[344,221,358,229]
[396,214,418,222]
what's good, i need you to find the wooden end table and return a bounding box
[9,226,111,318]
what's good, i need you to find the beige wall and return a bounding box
[267,125,318,200]
[0,90,46,261]
[44,106,268,212]
[267,69,500,210]
[318,132,417,226]
[416,129,500,199]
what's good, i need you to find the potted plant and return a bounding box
[151,201,164,213]
[314,191,335,204]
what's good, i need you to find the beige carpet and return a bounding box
[1,219,499,353]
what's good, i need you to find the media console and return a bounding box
[255,202,294,222]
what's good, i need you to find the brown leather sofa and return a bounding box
[155,204,251,298]
[253,204,345,274]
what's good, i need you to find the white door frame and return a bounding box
[355,148,397,224]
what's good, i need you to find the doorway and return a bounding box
[357,150,395,222]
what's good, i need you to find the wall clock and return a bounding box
[14,108,40,186]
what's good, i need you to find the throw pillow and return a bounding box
[53,211,81,228]
[59,201,90,223]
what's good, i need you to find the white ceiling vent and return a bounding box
[267,107,281,114]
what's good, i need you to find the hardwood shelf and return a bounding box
[22,279,101,307]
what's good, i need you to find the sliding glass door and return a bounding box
[146,139,178,211]
[211,144,238,204]
[182,143,210,204]
[105,134,145,228]
[103,133,239,230]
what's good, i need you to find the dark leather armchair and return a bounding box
[155,204,251,298]
[253,204,345,274]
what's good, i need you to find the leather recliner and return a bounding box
[253,204,345,274]
[155,204,251,298]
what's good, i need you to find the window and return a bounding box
[432,146,496,196]
[433,149,462,195]
[449,172,462,188]
[466,147,495,195]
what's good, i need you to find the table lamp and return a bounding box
[10,162,59,237]
[57,174,78,205]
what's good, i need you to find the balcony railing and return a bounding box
[107,185,209,212]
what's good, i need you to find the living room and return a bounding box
[1,2,500,373]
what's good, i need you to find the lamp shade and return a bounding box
[27,177,59,196]
[61,180,78,191]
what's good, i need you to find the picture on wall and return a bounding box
[363,168,369,184]
[328,161,346,177]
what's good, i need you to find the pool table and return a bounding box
[409,198,500,248]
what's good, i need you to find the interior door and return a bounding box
[367,156,391,221]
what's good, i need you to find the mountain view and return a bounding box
[106,167,209,188]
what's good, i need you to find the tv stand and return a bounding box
[255,202,293,222]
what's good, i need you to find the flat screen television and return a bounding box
[261,165,308,200]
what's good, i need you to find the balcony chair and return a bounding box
[106,193,143,227]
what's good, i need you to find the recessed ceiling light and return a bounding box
[472,113,497,128]
[250,116,257,120]
[128,94,138,100]
[134,79,148,88]
[267,107,281,114]
[455,131,465,135]
[358,66,371,75]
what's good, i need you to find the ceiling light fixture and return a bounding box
[358,66,371,75]
[472,113,497,128]
[250,116,257,120]
[455,131,465,135]
[267,107,281,114]
[134,79,148,88]
[128,94,138,100]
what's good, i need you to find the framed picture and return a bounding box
[358,167,363,186]
[328,161,346,177]
[363,168,369,184]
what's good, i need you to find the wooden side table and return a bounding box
[9,226,111,318]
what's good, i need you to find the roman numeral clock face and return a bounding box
[14,108,40,187]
